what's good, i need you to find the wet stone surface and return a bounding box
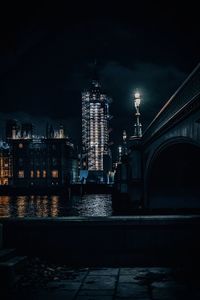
[2,257,200,299]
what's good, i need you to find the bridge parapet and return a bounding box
[143,63,200,143]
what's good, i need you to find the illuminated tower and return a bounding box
[82,78,112,181]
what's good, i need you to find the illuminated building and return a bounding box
[21,123,33,139]
[82,78,112,182]
[5,121,78,188]
[0,142,12,186]
[5,119,19,140]
[5,120,33,140]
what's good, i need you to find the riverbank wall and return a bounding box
[1,216,200,266]
[0,184,113,195]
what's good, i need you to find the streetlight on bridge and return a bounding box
[133,91,142,137]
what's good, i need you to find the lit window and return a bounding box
[30,170,34,178]
[52,170,58,178]
[19,143,23,149]
[18,170,24,178]
[43,170,46,178]
[36,170,40,178]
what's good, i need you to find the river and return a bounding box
[0,194,113,218]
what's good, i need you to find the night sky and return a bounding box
[0,2,199,155]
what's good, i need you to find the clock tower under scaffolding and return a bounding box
[82,77,112,182]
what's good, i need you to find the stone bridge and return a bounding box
[115,63,200,209]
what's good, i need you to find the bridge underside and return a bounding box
[146,142,200,209]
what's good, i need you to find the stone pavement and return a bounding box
[3,265,200,300]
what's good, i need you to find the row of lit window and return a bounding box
[18,170,59,178]
[0,171,10,176]
[30,170,46,178]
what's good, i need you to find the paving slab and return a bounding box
[88,268,119,276]
[147,267,172,274]
[152,281,189,300]
[11,289,77,300]
[120,267,149,275]
[65,271,88,281]
[82,275,116,290]
[47,280,82,290]
[115,298,149,300]
[116,282,149,298]
[76,296,113,300]
[79,289,114,296]
[36,290,77,300]
[152,281,188,289]
[4,265,200,300]
[119,274,142,283]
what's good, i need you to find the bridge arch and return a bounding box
[144,137,200,209]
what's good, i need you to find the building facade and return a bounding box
[82,79,112,182]
[0,121,78,188]
[0,142,12,186]
[10,137,78,188]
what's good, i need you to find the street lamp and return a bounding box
[133,91,142,137]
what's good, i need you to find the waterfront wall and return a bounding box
[0,223,2,249]
[1,216,200,266]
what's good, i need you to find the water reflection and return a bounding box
[0,196,10,218]
[17,196,26,218]
[0,194,112,218]
[70,194,113,216]
[36,196,49,217]
[51,196,59,217]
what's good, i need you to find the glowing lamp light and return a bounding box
[134,92,140,99]
[132,89,142,137]
[134,91,141,109]
[134,97,141,108]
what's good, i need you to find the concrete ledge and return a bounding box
[1,216,200,266]
[0,224,2,249]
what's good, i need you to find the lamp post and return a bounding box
[133,91,142,137]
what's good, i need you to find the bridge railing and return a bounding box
[143,63,200,142]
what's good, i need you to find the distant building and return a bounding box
[82,77,112,182]
[5,119,20,140]
[0,142,12,186]
[3,120,78,188]
[5,119,33,140]
[21,123,33,139]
